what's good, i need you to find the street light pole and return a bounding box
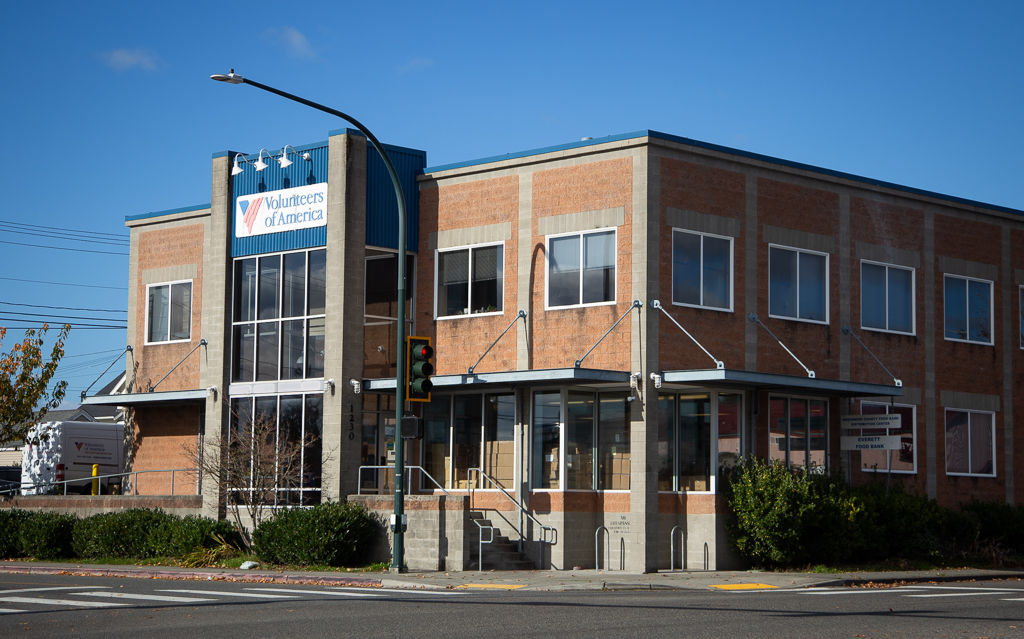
[211,69,408,572]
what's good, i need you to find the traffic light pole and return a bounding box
[209,70,409,572]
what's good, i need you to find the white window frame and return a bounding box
[768,394,830,473]
[1019,285,1023,350]
[944,408,996,478]
[545,227,618,310]
[943,273,994,345]
[768,244,830,325]
[859,402,917,475]
[859,260,916,336]
[670,228,734,312]
[434,241,504,319]
[144,279,193,345]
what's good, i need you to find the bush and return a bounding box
[0,509,31,558]
[147,515,241,557]
[961,499,1024,553]
[19,511,75,559]
[72,509,174,559]
[854,483,973,563]
[254,502,380,566]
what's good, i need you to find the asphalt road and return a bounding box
[2,573,1023,638]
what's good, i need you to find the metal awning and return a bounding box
[80,389,210,407]
[363,367,631,391]
[658,368,902,397]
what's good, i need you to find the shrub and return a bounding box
[0,509,31,558]
[72,509,174,559]
[19,511,75,559]
[147,515,241,557]
[254,502,380,566]
[961,499,1024,554]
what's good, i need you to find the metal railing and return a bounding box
[4,468,199,497]
[468,468,557,571]
[356,465,450,496]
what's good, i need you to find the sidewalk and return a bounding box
[2,560,1022,592]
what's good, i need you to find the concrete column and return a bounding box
[323,133,368,502]
[199,153,233,519]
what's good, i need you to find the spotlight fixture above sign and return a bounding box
[231,145,312,175]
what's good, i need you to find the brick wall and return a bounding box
[131,405,200,495]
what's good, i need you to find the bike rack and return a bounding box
[595,526,610,571]
[670,525,685,570]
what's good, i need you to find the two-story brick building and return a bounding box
[84,129,1024,571]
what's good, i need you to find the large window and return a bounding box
[146,281,192,344]
[861,261,914,334]
[860,402,916,474]
[657,392,742,492]
[945,409,995,477]
[769,245,828,323]
[547,229,616,308]
[436,244,503,317]
[672,229,732,311]
[769,396,828,472]
[228,393,322,505]
[564,391,630,490]
[943,274,993,344]
[421,393,516,491]
[532,391,562,488]
[232,249,326,382]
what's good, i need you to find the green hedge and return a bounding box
[18,512,75,559]
[72,509,174,558]
[253,502,380,567]
[0,509,31,558]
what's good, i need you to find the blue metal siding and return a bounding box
[365,143,425,251]
[231,142,329,257]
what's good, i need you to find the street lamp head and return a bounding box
[210,69,244,85]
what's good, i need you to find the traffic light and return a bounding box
[406,336,433,402]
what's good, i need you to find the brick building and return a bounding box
[84,129,1024,571]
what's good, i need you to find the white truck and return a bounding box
[21,421,126,495]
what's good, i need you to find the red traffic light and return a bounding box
[414,344,434,359]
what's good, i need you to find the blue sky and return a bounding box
[1,1,1022,401]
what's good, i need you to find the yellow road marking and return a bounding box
[455,584,527,590]
[710,583,777,590]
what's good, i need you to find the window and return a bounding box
[769,396,828,472]
[1019,285,1023,349]
[228,393,323,505]
[860,402,916,474]
[769,245,828,323]
[657,392,742,492]
[564,391,630,490]
[861,261,914,334]
[547,229,615,308]
[436,244,503,317]
[532,392,562,488]
[944,274,993,344]
[421,393,516,491]
[232,249,326,382]
[146,281,192,343]
[672,229,733,311]
[945,409,995,477]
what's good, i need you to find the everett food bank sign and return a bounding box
[235,183,327,238]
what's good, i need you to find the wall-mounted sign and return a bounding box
[841,435,903,451]
[840,414,902,430]
[235,183,328,238]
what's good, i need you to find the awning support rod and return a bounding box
[747,314,815,378]
[574,300,642,368]
[81,345,133,400]
[468,310,527,374]
[650,300,724,369]
[842,326,903,387]
[149,339,208,392]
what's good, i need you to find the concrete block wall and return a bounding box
[350,494,470,571]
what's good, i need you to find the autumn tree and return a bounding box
[0,323,71,445]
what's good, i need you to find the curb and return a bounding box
[0,564,384,588]
[811,571,1024,589]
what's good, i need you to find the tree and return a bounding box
[0,323,70,445]
[184,405,323,551]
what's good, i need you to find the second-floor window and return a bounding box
[943,274,992,344]
[672,229,733,311]
[146,281,192,344]
[547,229,616,308]
[860,261,914,334]
[769,245,828,323]
[436,244,503,317]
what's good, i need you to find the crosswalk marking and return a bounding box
[906,592,1015,598]
[245,587,383,598]
[803,589,925,596]
[158,589,299,599]
[331,587,466,596]
[0,608,27,614]
[0,595,129,608]
[79,591,217,603]
[0,586,110,594]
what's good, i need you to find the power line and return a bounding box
[0,310,128,322]
[0,219,129,241]
[63,348,125,359]
[0,240,128,256]
[0,301,126,313]
[0,226,129,247]
[0,325,126,331]
[0,319,126,329]
[0,276,126,291]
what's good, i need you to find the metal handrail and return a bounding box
[595,525,610,571]
[468,468,557,545]
[670,525,685,570]
[356,465,450,496]
[6,467,199,496]
[471,517,495,573]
